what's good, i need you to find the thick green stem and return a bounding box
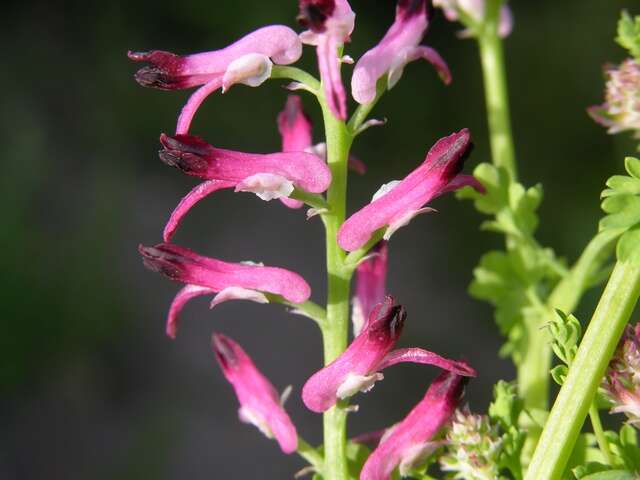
[518,308,551,412]
[525,261,640,480]
[320,98,353,480]
[477,1,518,180]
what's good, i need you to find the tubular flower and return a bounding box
[212,333,298,453]
[360,371,468,480]
[433,0,513,38]
[337,129,482,252]
[277,95,314,209]
[588,58,640,137]
[602,323,640,427]
[158,133,332,240]
[128,25,303,134]
[351,0,451,105]
[139,243,311,338]
[298,0,356,120]
[301,296,475,412]
[352,241,388,336]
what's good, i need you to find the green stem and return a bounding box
[290,188,330,211]
[518,307,551,412]
[319,91,354,480]
[476,0,518,180]
[270,66,321,92]
[588,403,613,465]
[348,77,387,134]
[525,261,640,480]
[297,438,324,473]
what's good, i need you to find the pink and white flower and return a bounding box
[301,296,475,412]
[129,25,303,134]
[159,133,332,241]
[433,0,513,38]
[213,333,298,453]
[298,0,356,120]
[139,243,311,338]
[360,370,468,479]
[337,129,482,252]
[351,0,451,105]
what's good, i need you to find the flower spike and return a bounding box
[129,25,303,133]
[337,129,482,252]
[352,241,388,336]
[360,370,469,479]
[351,0,451,105]
[213,333,298,453]
[298,0,356,120]
[139,243,311,337]
[301,296,475,412]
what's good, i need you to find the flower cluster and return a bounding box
[433,0,513,38]
[603,323,640,427]
[439,408,503,479]
[131,0,481,476]
[589,58,640,138]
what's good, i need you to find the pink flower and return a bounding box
[158,133,332,241]
[213,333,298,453]
[139,243,311,338]
[277,95,314,209]
[301,296,475,412]
[128,25,303,134]
[298,0,356,120]
[433,0,513,38]
[360,370,468,479]
[351,0,451,105]
[352,241,388,336]
[337,129,483,252]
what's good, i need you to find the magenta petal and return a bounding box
[175,77,224,135]
[360,371,467,480]
[352,242,388,336]
[302,296,406,412]
[129,25,302,91]
[337,129,472,251]
[440,173,485,195]
[409,46,452,85]
[213,333,298,453]
[318,35,348,120]
[278,95,313,153]
[139,243,311,304]
[348,155,367,175]
[377,348,476,377]
[159,134,332,194]
[166,284,214,339]
[163,180,235,242]
[351,0,429,104]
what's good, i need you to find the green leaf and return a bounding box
[346,443,371,479]
[617,227,640,265]
[616,11,640,60]
[581,471,636,480]
[551,364,568,385]
[626,157,640,179]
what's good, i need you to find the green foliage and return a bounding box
[312,443,374,480]
[548,310,582,385]
[488,381,526,478]
[460,163,563,362]
[600,157,640,265]
[578,470,637,480]
[617,11,640,61]
[607,425,640,473]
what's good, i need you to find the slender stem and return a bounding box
[525,261,640,480]
[270,66,321,92]
[297,438,324,473]
[348,77,387,134]
[518,307,551,412]
[476,0,518,180]
[319,91,353,480]
[279,299,327,327]
[588,403,613,465]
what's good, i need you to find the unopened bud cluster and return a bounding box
[439,408,502,480]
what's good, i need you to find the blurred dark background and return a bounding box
[2,0,636,478]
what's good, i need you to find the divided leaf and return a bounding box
[617,11,640,61]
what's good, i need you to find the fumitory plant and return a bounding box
[130,1,640,478]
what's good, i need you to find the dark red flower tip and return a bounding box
[397,0,427,20]
[159,134,212,175]
[138,244,185,280]
[367,296,407,344]
[297,0,336,33]
[427,128,473,179]
[212,333,240,370]
[128,50,188,90]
